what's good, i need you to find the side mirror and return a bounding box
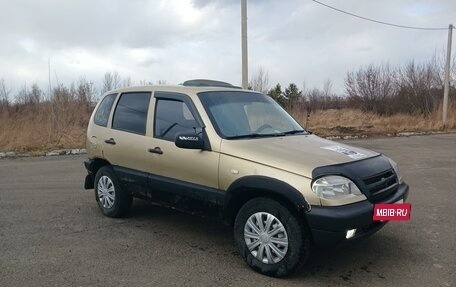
[175,133,204,150]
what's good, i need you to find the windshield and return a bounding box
[198,91,306,139]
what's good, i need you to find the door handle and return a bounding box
[148,147,163,155]
[104,138,116,145]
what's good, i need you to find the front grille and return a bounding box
[362,169,398,203]
[312,155,400,203]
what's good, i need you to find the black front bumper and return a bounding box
[306,182,409,248]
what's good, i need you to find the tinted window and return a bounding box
[94,94,116,127]
[154,99,198,141]
[112,92,151,135]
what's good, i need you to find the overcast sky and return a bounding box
[0,0,455,96]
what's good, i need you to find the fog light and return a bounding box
[346,229,357,239]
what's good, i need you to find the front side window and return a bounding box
[154,99,199,141]
[112,92,151,135]
[94,94,116,127]
[198,91,305,139]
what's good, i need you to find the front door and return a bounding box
[146,92,220,214]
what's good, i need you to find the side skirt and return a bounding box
[112,165,226,219]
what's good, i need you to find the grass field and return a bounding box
[0,103,455,153]
[293,104,456,137]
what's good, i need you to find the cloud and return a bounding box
[0,0,455,95]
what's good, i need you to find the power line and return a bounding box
[311,0,451,31]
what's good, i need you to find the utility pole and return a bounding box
[443,24,453,125]
[241,0,248,89]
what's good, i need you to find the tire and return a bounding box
[94,166,132,218]
[234,197,310,277]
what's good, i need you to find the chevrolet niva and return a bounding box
[84,79,409,277]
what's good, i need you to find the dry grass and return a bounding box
[0,102,90,153]
[0,102,455,153]
[292,102,456,137]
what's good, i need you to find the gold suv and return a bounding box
[84,79,409,277]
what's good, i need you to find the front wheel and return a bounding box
[94,166,132,218]
[234,197,310,277]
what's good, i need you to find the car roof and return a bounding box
[104,84,261,99]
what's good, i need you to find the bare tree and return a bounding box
[249,66,269,94]
[322,79,333,98]
[16,84,28,104]
[430,50,456,89]
[345,64,396,114]
[30,84,42,104]
[16,84,42,105]
[430,50,446,89]
[71,77,97,110]
[397,60,437,115]
[101,71,121,94]
[306,87,322,110]
[139,79,153,86]
[0,78,10,108]
[0,78,11,124]
[122,77,132,88]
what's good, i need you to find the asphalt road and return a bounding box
[0,134,455,286]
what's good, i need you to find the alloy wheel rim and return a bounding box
[244,212,288,264]
[97,176,115,209]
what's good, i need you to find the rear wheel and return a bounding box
[234,197,310,277]
[94,166,132,218]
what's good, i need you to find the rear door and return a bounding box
[102,91,154,195]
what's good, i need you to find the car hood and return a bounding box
[220,134,379,178]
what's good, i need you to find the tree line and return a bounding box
[0,72,173,150]
[1,55,455,121]
[251,55,456,116]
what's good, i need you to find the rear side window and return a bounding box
[154,99,198,141]
[112,92,151,135]
[94,94,116,127]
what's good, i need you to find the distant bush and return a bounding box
[260,56,456,117]
[0,78,95,151]
[345,58,456,116]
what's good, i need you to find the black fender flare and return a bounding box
[222,175,311,223]
[83,158,110,189]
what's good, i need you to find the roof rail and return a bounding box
[182,79,242,89]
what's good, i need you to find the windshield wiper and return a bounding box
[283,129,307,135]
[226,132,286,140]
[226,130,308,139]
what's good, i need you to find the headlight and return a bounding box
[388,158,402,183]
[312,176,362,200]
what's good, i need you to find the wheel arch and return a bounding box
[84,157,111,189]
[223,176,311,225]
